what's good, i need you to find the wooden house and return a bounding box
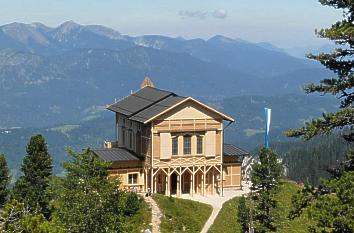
[92,78,249,196]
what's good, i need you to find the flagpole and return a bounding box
[264,108,271,148]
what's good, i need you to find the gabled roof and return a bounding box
[223,144,250,157]
[143,97,234,124]
[107,86,234,123]
[107,86,175,116]
[129,95,187,122]
[92,148,141,162]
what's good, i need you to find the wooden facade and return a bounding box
[97,81,243,197]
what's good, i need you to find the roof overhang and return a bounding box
[143,97,235,124]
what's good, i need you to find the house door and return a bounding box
[170,173,177,194]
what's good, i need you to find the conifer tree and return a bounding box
[237,195,250,233]
[286,0,354,141]
[0,153,10,207]
[0,199,54,233]
[50,148,124,233]
[250,148,282,232]
[286,1,354,232]
[11,134,53,217]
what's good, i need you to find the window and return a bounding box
[183,135,191,155]
[128,173,138,184]
[197,135,203,154]
[129,131,133,148]
[122,129,126,145]
[172,136,178,155]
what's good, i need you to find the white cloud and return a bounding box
[178,10,208,20]
[178,9,228,20]
[212,9,228,19]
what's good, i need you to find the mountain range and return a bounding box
[0,21,342,180]
[0,21,333,128]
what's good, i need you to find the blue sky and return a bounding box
[0,0,342,47]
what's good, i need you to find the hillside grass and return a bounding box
[153,194,213,233]
[124,197,152,233]
[208,181,313,233]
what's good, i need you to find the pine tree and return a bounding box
[237,195,250,233]
[286,1,354,232]
[0,199,54,233]
[0,153,10,207]
[50,148,124,233]
[11,134,53,217]
[250,148,282,232]
[289,151,354,232]
[286,1,354,141]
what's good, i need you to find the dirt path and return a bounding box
[144,196,162,233]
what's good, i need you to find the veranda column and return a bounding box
[145,169,148,192]
[150,168,154,194]
[165,174,168,195]
[177,174,180,197]
[202,173,205,196]
[154,175,157,193]
[179,167,182,196]
[167,167,171,196]
[212,168,215,195]
[190,173,193,195]
[192,166,195,196]
[203,165,206,196]
[221,164,224,197]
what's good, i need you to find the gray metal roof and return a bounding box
[107,86,174,116]
[129,95,186,122]
[92,148,141,162]
[223,144,250,157]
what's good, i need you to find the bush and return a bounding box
[124,192,141,216]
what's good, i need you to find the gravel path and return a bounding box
[144,196,162,233]
[179,182,251,233]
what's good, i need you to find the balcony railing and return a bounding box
[154,119,221,132]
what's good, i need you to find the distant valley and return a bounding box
[0,94,338,177]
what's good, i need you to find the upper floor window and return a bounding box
[129,131,133,149]
[183,135,191,155]
[122,129,126,145]
[197,135,203,154]
[172,136,178,155]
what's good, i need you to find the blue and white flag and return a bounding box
[264,108,271,148]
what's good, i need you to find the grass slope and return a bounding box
[209,182,313,233]
[153,194,213,233]
[124,198,152,233]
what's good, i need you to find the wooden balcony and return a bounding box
[153,119,222,132]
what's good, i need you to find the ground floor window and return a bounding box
[128,173,138,184]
